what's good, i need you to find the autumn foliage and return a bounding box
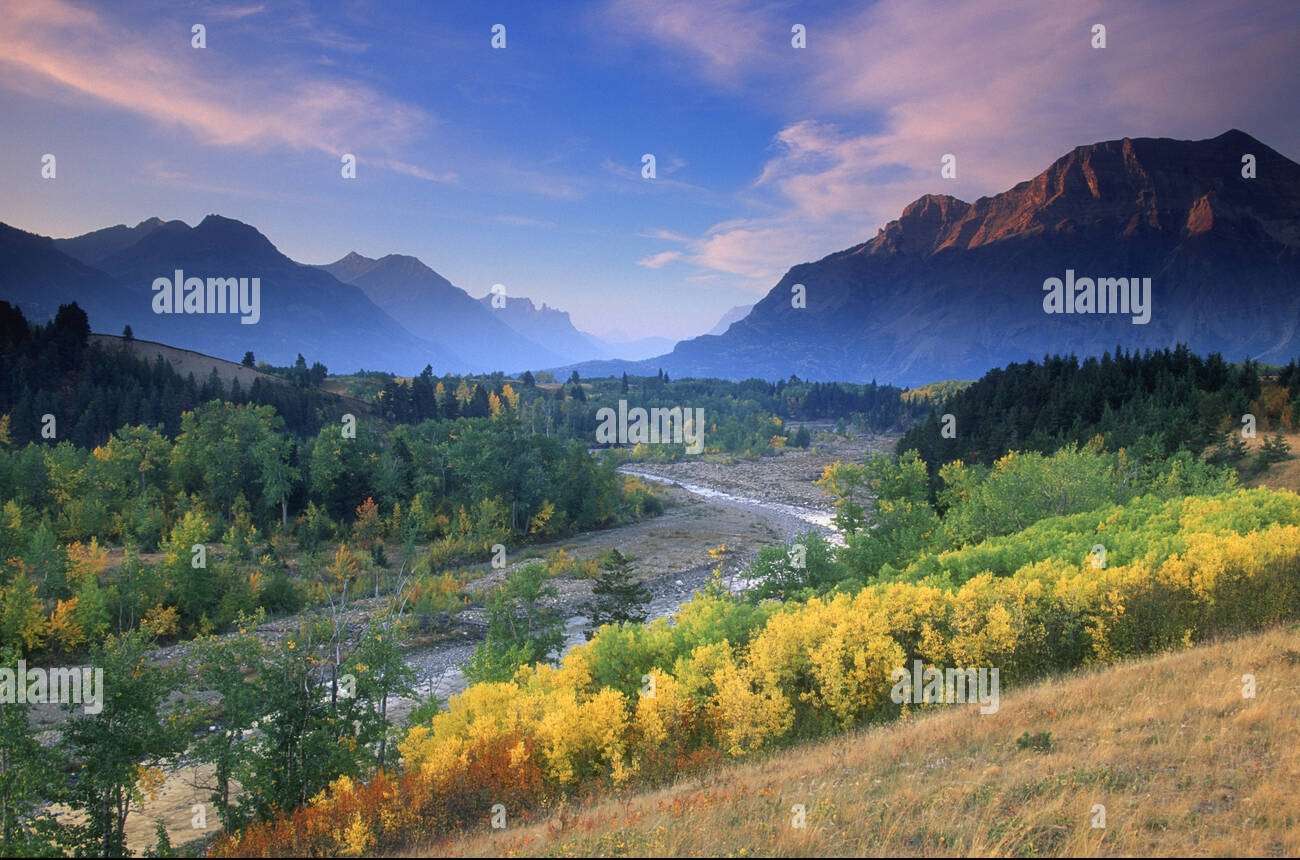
[215,486,1300,856]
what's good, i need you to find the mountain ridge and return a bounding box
[564,129,1300,385]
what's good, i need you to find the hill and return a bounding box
[421,624,1300,857]
[567,129,1300,384]
[87,332,372,415]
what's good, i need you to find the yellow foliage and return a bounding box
[529,500,556,536]
[141,604,180,638]
[66,537,109,583]
[47,597,85,652]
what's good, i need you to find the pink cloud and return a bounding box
[0,0,430,165]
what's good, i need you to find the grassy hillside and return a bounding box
[423,624,1300,857]
[89,332,373,414]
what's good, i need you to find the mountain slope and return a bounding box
[62,215,457,373]
[476,292,612,364]
[707,303,752,336]
[319,252,563,372]
[421,624,1300,857]
[0,222,134,324]
[590,130,1300,385]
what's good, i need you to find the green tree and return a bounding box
[187,627,266,829]
[465,562,565,683]
[342,614,416,769]
[582,549,650,638]
[0,648,65,855]
[59,631,186,857]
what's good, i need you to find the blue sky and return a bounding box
[2,0,1298,340]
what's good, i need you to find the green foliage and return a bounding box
[0,648,65,856]
[749,532,840,600]
[59,630,187,857]
[900,347,1249,474]
[582,549,651,637]
[466,562,565,683]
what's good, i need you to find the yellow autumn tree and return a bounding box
[66,537,109,584]
[47,597,85,653]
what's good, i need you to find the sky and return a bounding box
[2,0,1298,341]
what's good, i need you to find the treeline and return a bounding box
[0,400,657,656]
[0,302,344,444]
[898,346,1259,472]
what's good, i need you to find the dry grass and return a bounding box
[419,625,1300,857]
[1246,432,1300,493]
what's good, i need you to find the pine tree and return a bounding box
[582,549,650,638]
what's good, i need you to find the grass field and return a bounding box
[418,624,1300,858]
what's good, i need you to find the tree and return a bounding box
[187,629,266,830]
[465,562,565,683]
[234,622,367,823]
[0,647,65,855]
[521,370,536,388]
[59,630,186,857]
[582,549,650,638]
[343,614,416,769]
[241,351,255,368]
[121,325,133,341]
[254,432,298,529]
[0,565,46,653]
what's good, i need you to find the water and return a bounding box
[396,466,843,715]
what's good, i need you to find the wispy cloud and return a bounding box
[637,250,683,269]
[0,0,434,171]
[619,0,1300,291]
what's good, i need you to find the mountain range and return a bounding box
[4,130,1297,385]
[1,215,679,374]
[569,129,1300,385]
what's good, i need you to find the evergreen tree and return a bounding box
[582,549,650,638]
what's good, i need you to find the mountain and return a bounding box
[319,252,563,372]
[595,332,679,360]
[0,222,137,325]
[52,217,185,265]
[569,130,1300,385]
[706,304,752,336]
[4,215,455,374]
[476,292,611,364]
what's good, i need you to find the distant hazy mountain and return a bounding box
[3,215,456,374]
[596,333,679,361]
[565,130,1300,385]
[319,252,563,372]
[706,304,752,336]
[476,292,612,364]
